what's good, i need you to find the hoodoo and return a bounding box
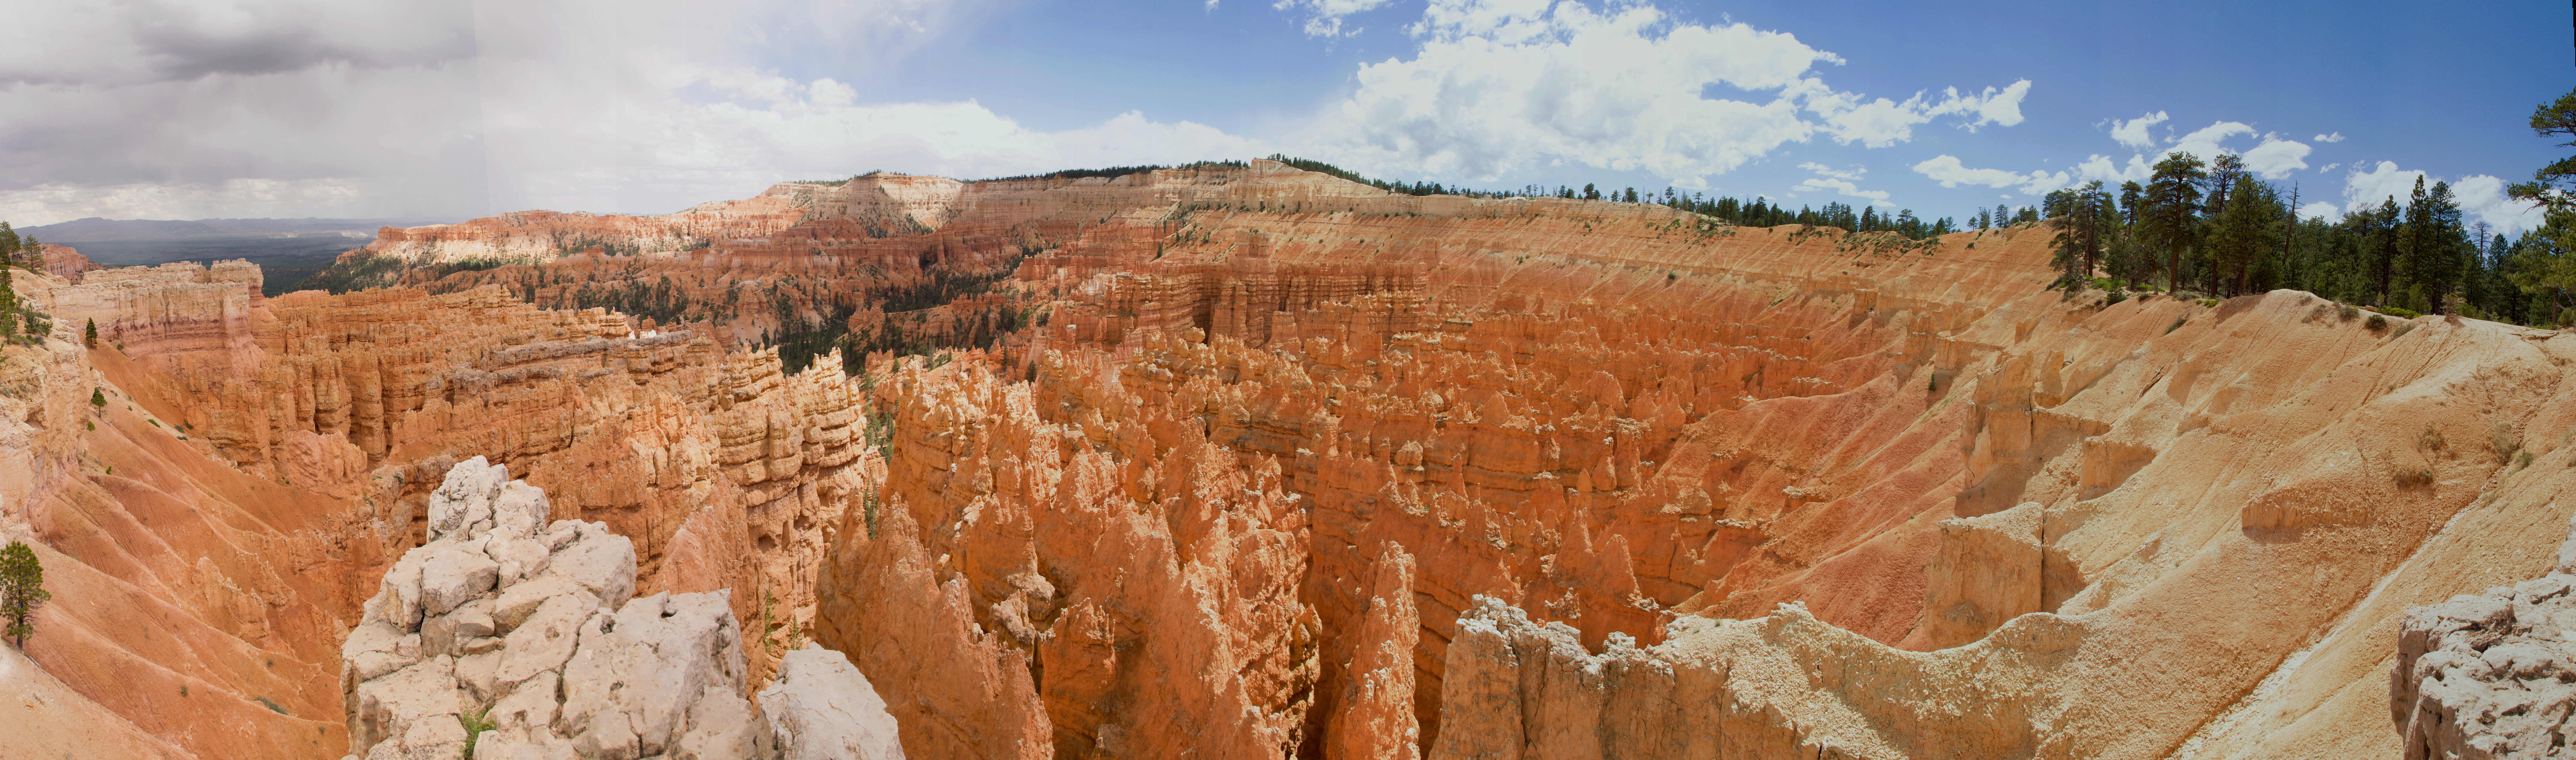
[5,160,2575,759]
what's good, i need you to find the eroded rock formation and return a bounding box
[19,160,2576,759]
[2394,512,2576,759]
[341,457,900,760]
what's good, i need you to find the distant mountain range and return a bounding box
[20,216,453,242]
[21,217,455,296]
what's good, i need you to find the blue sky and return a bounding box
[0,0,2567,233]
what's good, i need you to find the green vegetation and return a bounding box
[90,388,105,407]
[2021,86,2576,325]
[460,704,493,755]
[294,253,408,294]
[0,540,50,648]
[0,221,22,344]
[83,318,95,349]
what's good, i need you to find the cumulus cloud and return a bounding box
[0,0,2028,225]
[1276,0,1398,37]
[2240,134,2312,178]
[2314,132,2344,142]
[1798,162,1864,181]
[1789,162,1888,203]
[1919,118,2314,205]
[2108,111,2168,150]
[2338,161,2546,235]
[1312,0,2028,188]
[2297,201,2343,223]
[0,0,1265,225]
[1794,177,1890,203]
[1911,155,2070,195]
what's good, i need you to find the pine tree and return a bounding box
[0,540,47,649]
[2142,153,2211,294]
[2510,86,2576,209]
[2209,174,2280,296]
[2403,178,2468,314]
[83,318,96,349]
[0,261,16,344]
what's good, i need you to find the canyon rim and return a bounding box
[0,158,2571,758]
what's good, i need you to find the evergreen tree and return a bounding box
[2208,174,2281,296]
[2401,179,2467,313]
[1582,183,1600,201]
[82,318,95,349]
[0,540,47,649]
[2510,87,2576,209]
[2141,152,2210,293]
[0,258,16,343]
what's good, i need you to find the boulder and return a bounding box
[759,644,906,760]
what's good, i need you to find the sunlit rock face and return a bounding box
[20,161,2576,759]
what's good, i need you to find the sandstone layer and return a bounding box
[13,160,2576,759]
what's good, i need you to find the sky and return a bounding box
[0,0,2568,235]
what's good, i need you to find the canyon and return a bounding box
[2,159,2569,758]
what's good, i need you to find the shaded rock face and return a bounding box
[2394,513,2576,760]
[340,457,764,760]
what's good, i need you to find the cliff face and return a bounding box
[812,178,2068,757]
[21,161,2576,760]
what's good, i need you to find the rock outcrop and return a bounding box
[340,457,764,760]
[38,242,101,283]
[2394,512,2576,759]
[758,644,906,760]
[30,160,2576,759]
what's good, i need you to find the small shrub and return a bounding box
[2367,314,2389,331]
[2339,304,2360,321]
[89,388,104,407]
[2516,449,2535,469]
[2394,467,2435,488]
[148,419,159,428]
[2394,323,2417,338]
[83,421,92,431]
[2491,423,2523,465]
[460,705,494,755]
[2420,424,2448,454]
[2166,316,2187,334]
[2380,306,2423,319]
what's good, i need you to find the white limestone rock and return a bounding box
[759,644,906,760]
[2393,510,2576,760]
[345,457,895,760]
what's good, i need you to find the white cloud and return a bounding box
[2240,134,2312,178]
[1911,155,2069,195]
[0,0,1271,225]
[2450,173,2546,235]
[1277,0,1398,36]
[1794,177,1889,203]
[2167,121,2253,160]
[1798,162,1864,180]
[2318,162,2341,174]
[2338,161,2545,235]
[2108,111,2168,150]
[1311,1,2028,188]
[1802,80,2032,148]
[2297,201,2343,223]
[1923,118,2312,205]
[2314,132,2344,142]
